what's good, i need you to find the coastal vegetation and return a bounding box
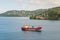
[30,7,60,20]
[0,7,60,20]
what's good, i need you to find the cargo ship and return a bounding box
[21,24,42,32]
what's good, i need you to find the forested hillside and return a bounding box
[0,7,60,20]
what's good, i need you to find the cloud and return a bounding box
[29,0,45,5]
[14,0,60,10]
[29,0,60,7]
[16,0,23,3]
[15,0,60,6]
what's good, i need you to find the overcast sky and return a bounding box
[0,0,60,13]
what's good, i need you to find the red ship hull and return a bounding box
[21,27,42,32]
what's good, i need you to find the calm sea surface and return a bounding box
[0,17,60,40]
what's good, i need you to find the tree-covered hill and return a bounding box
[0,6,60,20]
[30,7,60,20]
[0,9,47,17]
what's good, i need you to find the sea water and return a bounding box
[0,17,60,40]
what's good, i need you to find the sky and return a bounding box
[0,0,60,13]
